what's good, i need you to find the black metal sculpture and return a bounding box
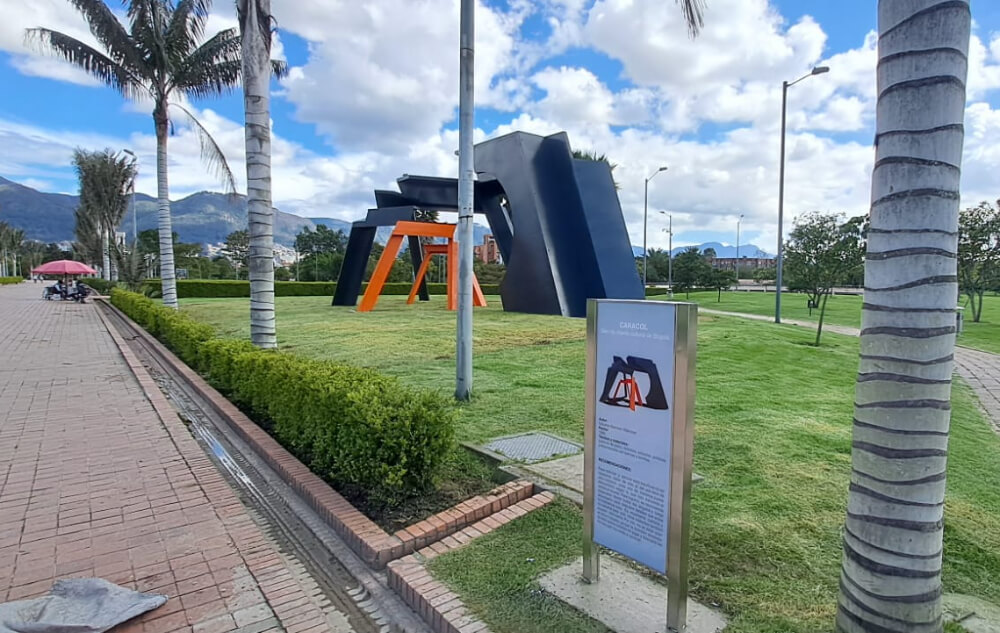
[332,131,643,317]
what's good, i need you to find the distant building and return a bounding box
[474,234,501,264]
[710,257,775,273]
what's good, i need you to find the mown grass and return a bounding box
[678,290,1000,354]
[182,295,1000,632]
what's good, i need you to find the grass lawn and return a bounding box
[677,290,1000,355]
[182,295,1000,632]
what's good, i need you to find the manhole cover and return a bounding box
[484,432,582,463]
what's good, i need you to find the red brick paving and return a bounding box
[0,285,335,632]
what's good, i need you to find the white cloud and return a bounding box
[3,0,1000,259]
[276,0,523,152]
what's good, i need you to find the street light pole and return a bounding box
[643,166,668,288]
[776,65,828,323]
[736,213,744,283]
[455,0,475,401]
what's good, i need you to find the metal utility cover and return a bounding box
[484,432,582,463]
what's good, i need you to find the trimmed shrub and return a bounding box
[0,276,23,285]
[140,279,502,299]
[645,287,669,297]
[80,278,116,294]
[109,289,455,505]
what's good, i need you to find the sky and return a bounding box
[1,0,999,253]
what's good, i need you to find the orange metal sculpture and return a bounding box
[358,221,487,312]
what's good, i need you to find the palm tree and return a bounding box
[72,148,135,279]
[837,2,971,632]
[239,0,277,348]
[26,0,282,308]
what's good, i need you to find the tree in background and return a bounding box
[838,3,970,628]
[0,223,26,277]
[644,248,672,283]
[671,246,711,297]
[957,201,1000,323]
[706,268,737,302]
[274,266,291,281]
[753,266,777,291]
[27,0,283,308]
[222,230,250,278]
[71,148,135,280]
[294,224,348,281]
[137,229,204,278]
[783,212,864,345]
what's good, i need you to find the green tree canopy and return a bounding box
[958,200,1000,323]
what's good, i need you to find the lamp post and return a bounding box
[736,213,744,283]
[643,166,668,287]
[776,65,829,323]
[660,211,673,297]
[122,149,137,242]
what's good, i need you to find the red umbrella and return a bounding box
[31,260,98,276]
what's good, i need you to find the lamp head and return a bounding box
[658,166,669,172]
[811,66,830,75]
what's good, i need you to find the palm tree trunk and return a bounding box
[155,106,179,309]
[241,0,276,349]
[102,230,111,281]
[837,2,970,632]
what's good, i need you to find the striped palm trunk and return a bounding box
[837,1,971,632]
[155,105,179,309]
[241,0,277,348]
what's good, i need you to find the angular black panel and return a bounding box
[332,131,643,315]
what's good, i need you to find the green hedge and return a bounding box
[139,279,502,299]
[0,276,23,285]
[80,278,115,294]
[109,289,455,505]
[645,287,669,296]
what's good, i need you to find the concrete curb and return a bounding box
[387,492,556,633]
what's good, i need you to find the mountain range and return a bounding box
[634,241,773,259]
[0,176,493,248]
[1,176,771,258]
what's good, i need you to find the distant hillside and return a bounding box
[634,241,773,258]
[0,176,314,246]
[0,177,503,248]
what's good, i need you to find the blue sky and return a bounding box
[1,0,999,251]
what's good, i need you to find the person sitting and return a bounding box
[68,280,89,303]
[53,280,66,299]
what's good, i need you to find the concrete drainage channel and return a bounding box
[99,304,432,633]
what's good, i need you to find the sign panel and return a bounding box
[591,301,676,572]
[583,299,696,630]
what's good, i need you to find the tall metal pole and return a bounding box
[643,167,667,289]
[643,178,648,287]
[668,215,673,298]
[455,0,475,401]
[736,213,743,282]
[775,81,788,324]
[774,65,829,323]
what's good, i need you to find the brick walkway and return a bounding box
[0,284,347,633]
[701,306,1000,433]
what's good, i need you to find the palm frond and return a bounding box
[25,28,146,98]
[165,0,212,62]
[170,102,237,196]
[128,0,171,84]
[271,59,288,79]
[170,27,241,96]
[676,0,706,37]
[62,0,146,73]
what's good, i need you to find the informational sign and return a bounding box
[583,299,696,630]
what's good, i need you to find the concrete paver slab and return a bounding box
[540,556,726,633]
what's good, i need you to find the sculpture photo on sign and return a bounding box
[599,355,669,411]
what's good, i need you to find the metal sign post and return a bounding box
[583,299,697,632]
